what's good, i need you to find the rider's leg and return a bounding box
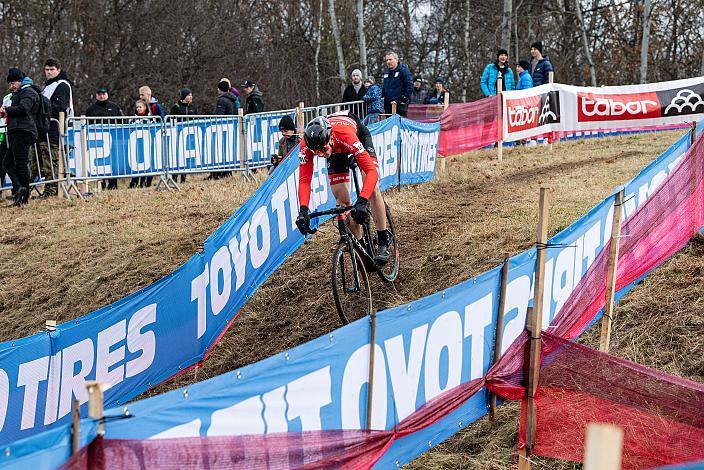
[367,184,387,231]
[330,180,363,239]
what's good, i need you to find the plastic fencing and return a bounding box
[438,97,501,156]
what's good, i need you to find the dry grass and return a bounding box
[1,130,700,468]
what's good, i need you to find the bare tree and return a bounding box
[315,0,324,102]
[640,0,651,83]
[355,0,368,76]
[700,8,704,76]
[500,0,512,51]
[575,0,597,86]
[328,0,346,96]
[463,0,471,102]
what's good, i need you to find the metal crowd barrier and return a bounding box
[316,100,366,120]
[242,109,297,170]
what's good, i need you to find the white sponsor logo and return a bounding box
[581,97,657,117]
[538,95,557,125]
[508,104,539,127]
[664,89,704,114]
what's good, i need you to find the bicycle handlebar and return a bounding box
[309,205,353,219]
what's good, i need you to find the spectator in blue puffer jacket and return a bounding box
[362,76,383,125]
[529,41,554,86]
[382,51,413,117]
[480,49,515,96]
[516,60,534,90]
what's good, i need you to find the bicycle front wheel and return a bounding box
[332,244,373,325]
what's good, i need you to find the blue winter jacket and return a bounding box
[382,62,414,105]
[480,63,515,96]
[530,56,554,86]
[362,83,383,115]
[516,70,533,90]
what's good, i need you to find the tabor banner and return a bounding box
[96,124,699,468]
[503,77,704,142]
[0,115,438,446]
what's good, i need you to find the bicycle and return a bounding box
[306,159,400,325]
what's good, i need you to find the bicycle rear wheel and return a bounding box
[377,202,400,283]
[332,243,373,325]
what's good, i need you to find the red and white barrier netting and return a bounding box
[60,128,704,469]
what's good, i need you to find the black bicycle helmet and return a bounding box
[304,116,332,151]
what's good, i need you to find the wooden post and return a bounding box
[71,399,80,455]
[584,423,624,470]
[497,78,504,162]
[365,310,377,430]
[86,381,105,435]
[691,121,698,146]
[391,101,397,115]
[58,112,67,198]
[490,256,510,420]
[525,187,552,453]
[296,102,305,135]
[599,189,624,352]
[238,108,246,170]
[443,91,450,108]
[548,73,555,151]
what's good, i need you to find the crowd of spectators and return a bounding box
[1,43,554,206]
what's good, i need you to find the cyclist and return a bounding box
[295,113,391,264]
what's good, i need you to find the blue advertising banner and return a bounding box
[0,114,440,447]
[163,117,242,172]
[399,119,440,185]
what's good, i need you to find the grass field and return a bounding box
[0,130,701,468]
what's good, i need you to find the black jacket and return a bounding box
[170,101,198,116]
[5,82,39,141]
[245,88,264,114]
[85,100,123,117]
[214,92,238,115]
[44,70,73,143]
[342,84,367,102]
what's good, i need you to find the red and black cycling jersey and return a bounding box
[298,114,379,208]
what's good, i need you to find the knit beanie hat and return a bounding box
[6,68,22,83]
[351,68,362,78]
[278,115,296,132]
[497,48,509,58]
[531,41,543,54]
[217,81,230,93]
[179,88,192,100]
[518,60,531,71]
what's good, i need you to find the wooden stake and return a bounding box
[366,309,377,430]
[691,121,698,146]
[296,102,305,135]
[490,256,510,420]
[391,101,397,115]
[497,78,504,162]
[518,447,531,469]
[71,399,80,455]
[525,186,552,452]
[86,381,105,435]
[58,112,67,199]
[599,189,624,352]
[584,423,624,470]
[443,91,450,108]
[548,73,555,151]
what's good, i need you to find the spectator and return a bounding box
[129,99,153,188]
[410,76,426,104]
[529,41,554,86]
[214,80,238,115]
[37,58,74,197]
[271,115,299,173]
[0,89,12,195]
[1,68,39,206]
[362,76,383,125]
[424,77,449,105]
[516,60,534,90]
[170,88,198,116]
[480,48,515,97]
[86,87,123,190]
[342,69,367,103]
[241,80,264,114]
[138,86,166,118]
[381,51,413,117]
[219,78,241,110]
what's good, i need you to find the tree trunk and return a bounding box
[463,0,470,102]
[355,0,367,76]
[701,9,704,76]
[328,0,346,96]
[640,0,650,83]
[315,0,324,103]
[500,0,512,51]
[575,0,597,86]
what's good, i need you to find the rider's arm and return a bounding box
[297,147,315,208]
[354,149,379,200]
